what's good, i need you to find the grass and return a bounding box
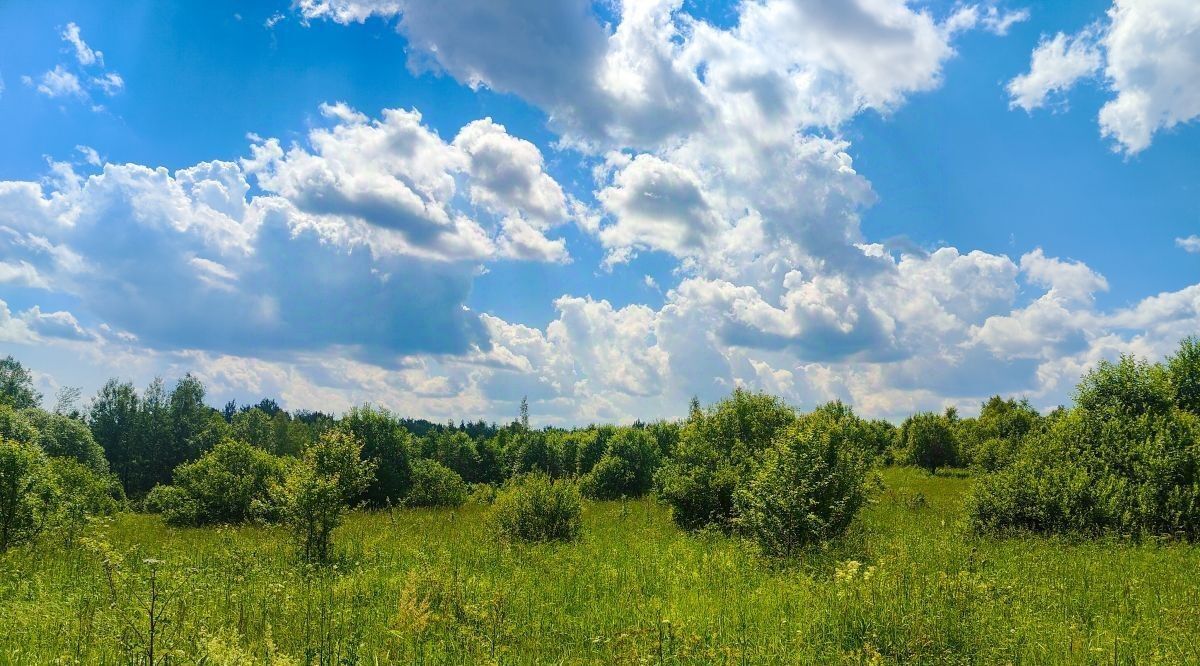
[2,467,1199,664]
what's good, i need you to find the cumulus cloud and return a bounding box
[1007,30,1102,111]
[0,104,578,364]
[1177,235,1200,254]
[1009,0,1200,154]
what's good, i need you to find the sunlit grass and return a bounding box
[1,467,1197,663]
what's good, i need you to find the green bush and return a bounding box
[734,411,875,557]
[492,473,582,542]
[969,347,1200,537]
[655,389,797,531]
[46,457,125,541]
[0,437,55,552]
[897,411,958,474]
[339,406,414,507]
[24,409,110,473]
[581,428,660,499]
[152,439,287,526]
[282,430,375,563]
[407,459,468,508]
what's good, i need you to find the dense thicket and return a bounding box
[968,338,1200,537]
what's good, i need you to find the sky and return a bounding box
[0,0,1197,425]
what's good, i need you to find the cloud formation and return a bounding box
[1008,0,1200,154]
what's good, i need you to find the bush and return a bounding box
[0,437,55,552]
[24,409,109,473]
[968,347,1200,537]
[153,439,287,526]
[492,473,582,542]
[283,430,375,563]
[46,457,125,541]
[407,459,468,508]
[734,411,875,557]
[580,428,660,499]
[898,411,958,474]
[655,389,797,531]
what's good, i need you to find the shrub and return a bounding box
[407,459,468,508]
[956,397,1042,471]
[655,389,797,531]
[46,457,125,541]
[580,428,660,499]
[734,411,875,557]
[282,430,375,563]
[968,347,1200,537]
[0,437,56,552]
[897,411,958,474]
[468,483,498,505]
[492,473,582,542]
[153,439,287,526]
[24,409,110,473]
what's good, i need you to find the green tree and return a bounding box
[407,459,468,507]
[0,357,41,410]
[0,437,55,552]
[153,439,287,526]
[283,430,374,563]
[23,409,109,473]
[734,410,874,557]
[581,428,661,499]
[340,405,414,506]
[1168,336,1200,415]
[88,379,141,494]
[655,388,798,531]
[898,411,958,474]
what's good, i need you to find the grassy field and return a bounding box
[2,467,1198,664]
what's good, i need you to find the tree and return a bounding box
[519,396,530,432]
[152,439,287,526]
[407,459,468,507]
[898,411,958,474]
[734,410,874,557]
[581,428,661,500]
[0,357,40,410]
[655,389,798,531]
[283,430,374,563]
[1168,336,1200,415]
[88,379,141,494]
[23,409,109,473]
[340,405,414,506]
[0,437,55,552]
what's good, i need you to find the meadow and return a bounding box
[3,467,1197,665]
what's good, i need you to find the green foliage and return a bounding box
[46,457,125,541]
[492,473,582,542]
[956,396,1041,471]
[0,356,41,410]
[282,429,374,563]
[1168,336,1200,415]
[407,459,468,508]
[734,410,875,557]
[0,404,38,445]
[0,437,56,552]
[580,428,660,499]
[23,408,109,473]
[153,439,287,526]
[428,430,481,483]
[898,411,958,474]
[339,406,414,507]
[969,346,1200,537]
[655,389,797,531]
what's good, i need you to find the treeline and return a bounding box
[2,336,1199,560]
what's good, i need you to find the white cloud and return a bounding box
[1177,235,1200,253]
[62,22,101,66]
[1007,30,1102,111]
[34,65,85,99]
[29,22,123,107]
[1009,0,1200,154]
[1019,248,1109,302]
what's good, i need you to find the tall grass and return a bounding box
[1,468,1197,663]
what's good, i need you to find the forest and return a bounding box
[1,337,1199,663]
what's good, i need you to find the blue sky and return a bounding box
[0,0,1197,424]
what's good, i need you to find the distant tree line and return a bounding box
[2,335,1199,559]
